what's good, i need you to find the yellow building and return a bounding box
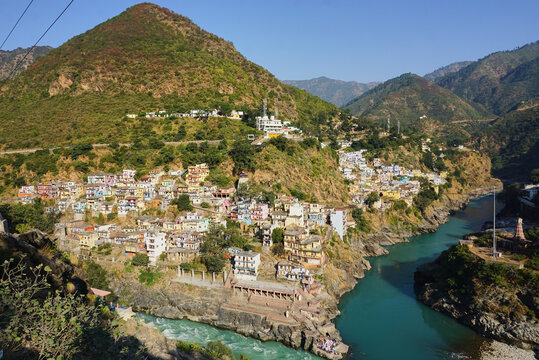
[78,231,101,249]
[292,235,323,266]
[382,190,400,200]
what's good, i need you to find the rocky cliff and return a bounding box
[414,246,538,351]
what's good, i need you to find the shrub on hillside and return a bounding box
[131,253,150,266]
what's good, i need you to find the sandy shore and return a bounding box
[480,340,536,360]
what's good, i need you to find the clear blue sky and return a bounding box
[1,0,538,82]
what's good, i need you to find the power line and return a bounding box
[0,0,35,50]
[8,0,75,79]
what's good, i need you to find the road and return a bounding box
[0,140,225,155]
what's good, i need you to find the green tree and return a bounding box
[131,253,150,266]
[0,258,104,359]
[351,208,368,231]
[365,191,380,207]
[180,262,192,271]
[206,340,235,360]
[271,243,285,256]
[229,140,256,174]
[171,194,193,211]
[271,227,284,244]
[84,260,110,290]
[202,254,225,272]
[421,151,434,171]
[175,124,187,141]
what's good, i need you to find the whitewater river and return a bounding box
[139,195,497,359]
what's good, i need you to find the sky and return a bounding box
[0,0,538,83]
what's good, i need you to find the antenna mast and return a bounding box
[263,99,267,118]
[387,116,390,132]
[492,188,497,256]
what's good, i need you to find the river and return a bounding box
[139,195,498,359]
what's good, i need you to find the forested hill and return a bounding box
[436,41,539,115]
[423,61,472,81]
[0,3,337,149]
[282,77,380,107]
[0,46,53,80]
[474,104,539,180]
[344,73,490,125]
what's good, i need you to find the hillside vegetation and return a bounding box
[0,3,337,149]
[344,73,490,125]
[436,41,539,115]
[475,105,539,179]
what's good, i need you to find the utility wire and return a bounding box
[0,0,35,50]
[8,0,75,79]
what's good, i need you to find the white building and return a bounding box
[144,231,167,264]
[330,209,347,240]
[256,115,283,135]
[233,251,261,280]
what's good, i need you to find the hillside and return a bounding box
[415,245,538,349]
[423,61,472,81]
[0,3,337,149]
[436,41,539,115]
[474,105,539,180]
[344,73,490,125]
[282,76,380,107]
[0,46,53,80]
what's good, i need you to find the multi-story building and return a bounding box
[187,163,210,186]
[250,203,269,221]
[330,209,347,239]
[277,261,310,281]
[79,231,102,250]
[233,251,261,280]
[37,183,53,199]
[144,230,167,264]
[283,228,307,252]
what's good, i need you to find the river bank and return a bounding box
[414,224,538,350]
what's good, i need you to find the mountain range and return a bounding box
[343,73,490,124]
[0,3,336,148]
[282,77,379,107]
[423,61,472,81]
[436,41,539,115]
[0,46,53,80]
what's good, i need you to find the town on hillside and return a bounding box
[3,103,464,358]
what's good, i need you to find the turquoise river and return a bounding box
[138,195,498,359]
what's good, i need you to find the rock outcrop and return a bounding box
[0,230,87,293]
[415,250,539,350]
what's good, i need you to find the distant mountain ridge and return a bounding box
[0,46,53,80]
[0,3,337,148]
[436,41,539,115]
[282,76,380,107]
[344,73,490,125]
[424,61,472,81]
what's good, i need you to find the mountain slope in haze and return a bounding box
[282,76,380,107]
[344,73,490,125]
[0,46,53,80]
[436,41,539,115]
[0,3,337,148]
[423,61,472,81]
[475,104,539,180]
